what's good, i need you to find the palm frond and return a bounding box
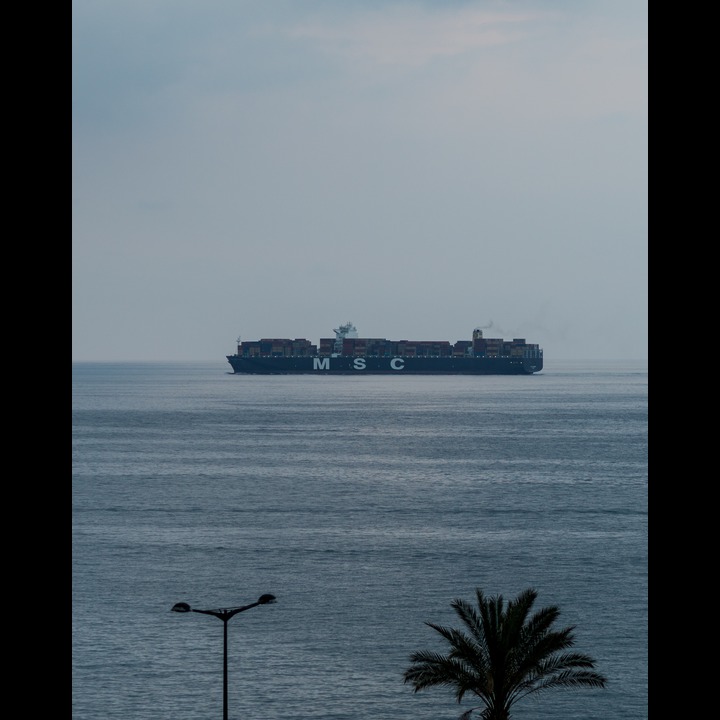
[521,668,608,696]
[532,652,607,681]
[510,627,576,683]
[452,598,486,644]
[425,621,488,667]
[404,649,487,702]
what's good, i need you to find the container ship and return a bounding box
[226,322,543,375]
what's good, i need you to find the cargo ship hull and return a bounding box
[226,355,542,375]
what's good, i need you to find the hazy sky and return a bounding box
[72,0,647,362]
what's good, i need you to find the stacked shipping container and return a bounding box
[236,333,540,359]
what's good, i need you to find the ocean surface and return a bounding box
[72,360,648,720]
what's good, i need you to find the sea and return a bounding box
[72,360,648,720]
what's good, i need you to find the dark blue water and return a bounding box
[72,360,647,719]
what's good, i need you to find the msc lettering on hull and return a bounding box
[312,358,406,371]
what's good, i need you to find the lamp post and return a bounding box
[171,593,277,720]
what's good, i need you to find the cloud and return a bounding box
[287,7,539,69]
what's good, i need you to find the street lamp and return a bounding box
[171,593,277,720]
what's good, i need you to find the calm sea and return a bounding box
[72,360,648,720]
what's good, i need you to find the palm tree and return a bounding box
[403,587,607,720]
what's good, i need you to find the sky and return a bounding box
[72,0,647,362]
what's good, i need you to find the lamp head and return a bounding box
[257,594,277,605]
[171,602,192,612]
